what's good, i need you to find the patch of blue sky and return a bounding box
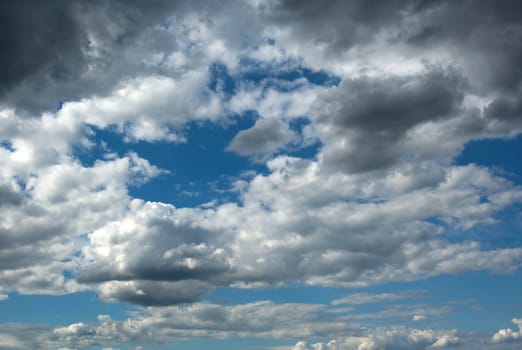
[72,117,267,207]
[0,292,133,325]
[374,270,522,332]
[206,283,347,306]
[208,62,236,99]
[128,118,268,207]
[236,57,340,90]
[0,139,14,151]
[285,117,322,159]
[448,134,522,247]
[456,134,522,185]
[206,267,522,333]
[438,203,522,249]
[71,60,340,207]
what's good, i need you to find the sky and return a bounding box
[0,0,522,349]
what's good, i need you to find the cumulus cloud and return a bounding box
[58,73,224,142]
[72,156,522,304]
[0,0,188,114]
[284,327,460,350]
[0,107,165,294]
[492,318,522,343]
[227,118,296,157]
[0,301,357,349]
[313,66,465,173]
[4,311,522,350]
[1,1,522,348]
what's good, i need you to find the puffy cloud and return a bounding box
[73,153,522,304]
[4,311,522,350]
[0,0,187,114]
[0,324,56,350]
[227,118,296,157]
[492,318,522,343]
[42,301,356,348]
[312,66,466,173]
[285,328,460,350]
[58,73,224,142]
[1,5,522,350]
[0,108,165,294]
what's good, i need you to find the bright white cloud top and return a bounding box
[0,1,521,349]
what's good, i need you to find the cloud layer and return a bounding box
[1,0,522,349]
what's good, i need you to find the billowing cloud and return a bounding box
[286,328,460,350]
[313,66,466,173]
[0,0,186,114]
[1,0,522,349]
[492,318,522,343]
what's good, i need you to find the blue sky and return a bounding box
[1,1,522,349]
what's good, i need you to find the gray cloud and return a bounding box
[0,183,22,207]
[97,280,214,306]
[227,118,295,157]
[0,0,86,97]
[0,0,198,114]
[263,0,416,55]
[0,4,521,347]
[314,66,465,173]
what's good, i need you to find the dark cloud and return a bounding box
[78,215,230,286]
[404,0,522,94]
[264,0,416,54]
[0,184,22,207]
[0,0,181,113]
[0,0,85,95]
[315,66,465,173]
[97,280,213,306]
[484,94,522,122]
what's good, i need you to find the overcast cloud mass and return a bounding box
[1,0,521,349]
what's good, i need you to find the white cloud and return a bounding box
[58,73,223,142]
[1,3,522,350]
[413,315,426,322]
[492,318,522,343]
[49,301,357,348]
[332,290,428,306]
[283,327,460,350]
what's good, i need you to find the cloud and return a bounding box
[331,290,428,306]
[312,66,466,173]
[72,153,522,304]
[58,73,224,142]
[0,108,165,294]
[492,318,522,343]
[0,5,522,350]
[0,0,189,114]
[96,280,214,306]
[227,118,295,157]
[46,301,357,348]
[413,315,426,322]
[284,327,460,350]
